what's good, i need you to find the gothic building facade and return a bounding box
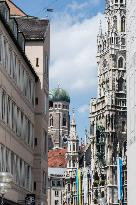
[127,0,136,204]
[90,0,127,204]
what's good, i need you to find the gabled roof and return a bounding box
[6,0,26,16]
[48,148,67,168]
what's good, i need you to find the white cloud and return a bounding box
[67,1,89,11]
[78,104,89,114]
[50,12,106,95]
[67,0,101,11]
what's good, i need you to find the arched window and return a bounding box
[118,57,123,68]
[121,38,125,45]
[118,77,124,91]
[63,114,66,126]
[113,16,117,30]
[49,114,53,126]
[121,16,125,32]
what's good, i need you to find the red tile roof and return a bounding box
[48,148,67,168]
[6,0,26,16]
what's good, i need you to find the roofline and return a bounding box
[0,12,38,82]
[15,16,50,41]
[7,0,27,16]
[25,38,44,42]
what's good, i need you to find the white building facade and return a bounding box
[0,1,49,205]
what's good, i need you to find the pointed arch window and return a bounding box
[118,57,124,68]
[121,16,125,32]
[113,16,117,30]
[118,77,124,91]
[49,114,53,127]
[122,121,126,132]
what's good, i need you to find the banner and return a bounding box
[76,168,79,205]
[117,157,123,201]
[83,168,88,204]
[76,168,82,205]
[78,169,81,205]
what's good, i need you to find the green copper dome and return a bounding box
[49,88,70,103]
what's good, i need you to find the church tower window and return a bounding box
[63,114,66,126]
[121,16,125,32]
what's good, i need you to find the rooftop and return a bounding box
[6,0,26,16]
[16,17,49,40]
[48,148,67,168]
[49,88,70,103]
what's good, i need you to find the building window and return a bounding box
[69,160,71,168]
[55,200,59,205]
[73,143,75,152]
[121,38,125,45]
[122,121,126,132]
[56,180,61,187]
[113,16,117,30]
[62,115,66,126]
[118,57,123,68]
[35,97,38,105]
[73,160,76,167]
[52,180,55,187]
[43,131,47,154]
[121,16,125,32]
[44,93,48,114]
[34,138,37,146]
[50,114,53,126]
[68,183,70,192]
[55,190,59,197]
[34,182,36,190]
[42,171,46,194]
[63,117,66,125]
[118,77,124,91]
[36,58,39,67]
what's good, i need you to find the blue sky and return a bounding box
[13,0,105,140]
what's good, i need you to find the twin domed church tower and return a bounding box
[48,87,71,149]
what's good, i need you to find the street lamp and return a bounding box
[0,172,13,205]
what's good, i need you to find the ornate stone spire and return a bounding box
[70,110,78,140]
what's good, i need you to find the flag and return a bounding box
[117,157,123,201]
[76,168,79,205]
[78,169,81,205]
[83,168,88,204]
